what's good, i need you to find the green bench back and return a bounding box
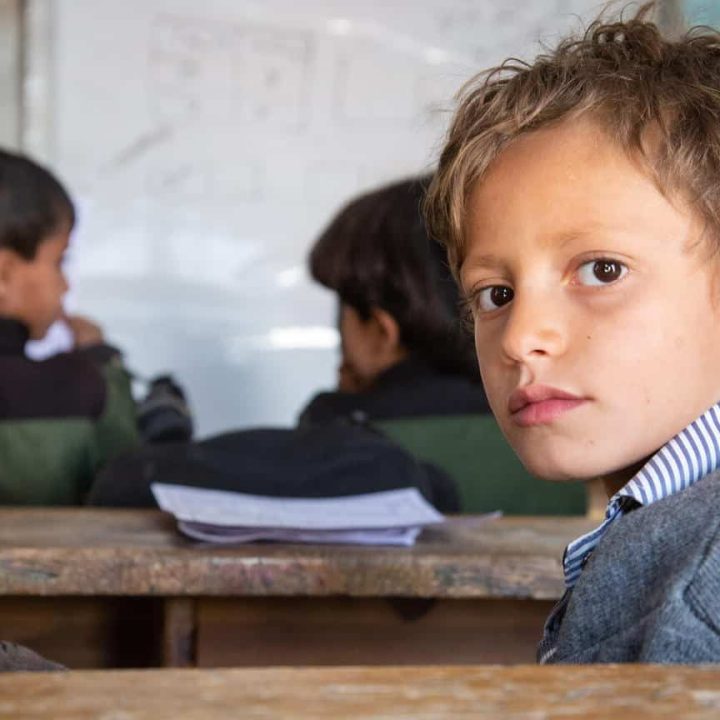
[375,414,586,515]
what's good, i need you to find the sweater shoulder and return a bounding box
[0,351,107,420]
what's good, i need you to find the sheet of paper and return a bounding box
[151,483,444,530]
[177,521,422,546]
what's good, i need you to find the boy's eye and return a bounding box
[575,259,627,287]
[476,285,514,312]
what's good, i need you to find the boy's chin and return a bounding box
[516,452,603,483]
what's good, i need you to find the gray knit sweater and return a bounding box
[0,641,63,671]
[540,470,720,663]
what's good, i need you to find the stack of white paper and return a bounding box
[151,483,445,547]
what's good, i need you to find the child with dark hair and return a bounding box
[427,3,720,662]
[0,149,139,504]
[300,176,486,422]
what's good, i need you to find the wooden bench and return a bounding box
[0,509,594,668]
[2,665,719,718]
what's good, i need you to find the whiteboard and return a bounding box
[24,0,605,436]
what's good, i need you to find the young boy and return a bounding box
[426,7,720,663]
[0,149,139,504]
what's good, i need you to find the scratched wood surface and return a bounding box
[0,510,594,599]
[2,665,719,719]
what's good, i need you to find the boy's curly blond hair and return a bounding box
[426,4,720,279]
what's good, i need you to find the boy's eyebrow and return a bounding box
[459,254,506,288]
[470,227,608,261]
[552,228,602,249]
[461,253,505,273]
[460,226,616,281]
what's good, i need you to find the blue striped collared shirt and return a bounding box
[562,402,720,589]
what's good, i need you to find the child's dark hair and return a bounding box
[309,176,479,380]
[0,149,75,260]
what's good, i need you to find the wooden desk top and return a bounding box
[0,509,594,599]
[2,665,719,719]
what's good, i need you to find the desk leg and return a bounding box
[162,598,197,667]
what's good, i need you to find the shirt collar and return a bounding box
[562,402,720,589]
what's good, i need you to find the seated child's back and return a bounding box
[300,176,489,425]
[0,150,139,504]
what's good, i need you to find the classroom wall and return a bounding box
[0,0,20,148]
[683,0,720,25]
[21,0,615,436]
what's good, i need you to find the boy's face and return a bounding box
[338,304,378,392]
[338,304,405,393]
[461,117,720,485]
[1,229,70,340]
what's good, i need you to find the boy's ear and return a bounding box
[369,307,402,352]
[0,248,19,297]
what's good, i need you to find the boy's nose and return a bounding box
[499,291,567,364]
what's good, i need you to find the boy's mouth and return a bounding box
[508,385,587,427]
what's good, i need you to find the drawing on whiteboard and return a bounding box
[146,163,209,200]
[332,39,420,125]
[325,17,476,128]
[147,13,315,128]
[144,149,264,203]
[105,124,174,173]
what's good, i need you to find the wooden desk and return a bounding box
[2,665,719,719]
[0,510,594,669]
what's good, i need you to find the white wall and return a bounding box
[23,0,607,436]
[0,0,20,148]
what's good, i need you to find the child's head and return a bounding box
[0,149,74,339]
[427,8,720,488]
[310,176,477,392]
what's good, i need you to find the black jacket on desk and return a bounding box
[89,362,478,512]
